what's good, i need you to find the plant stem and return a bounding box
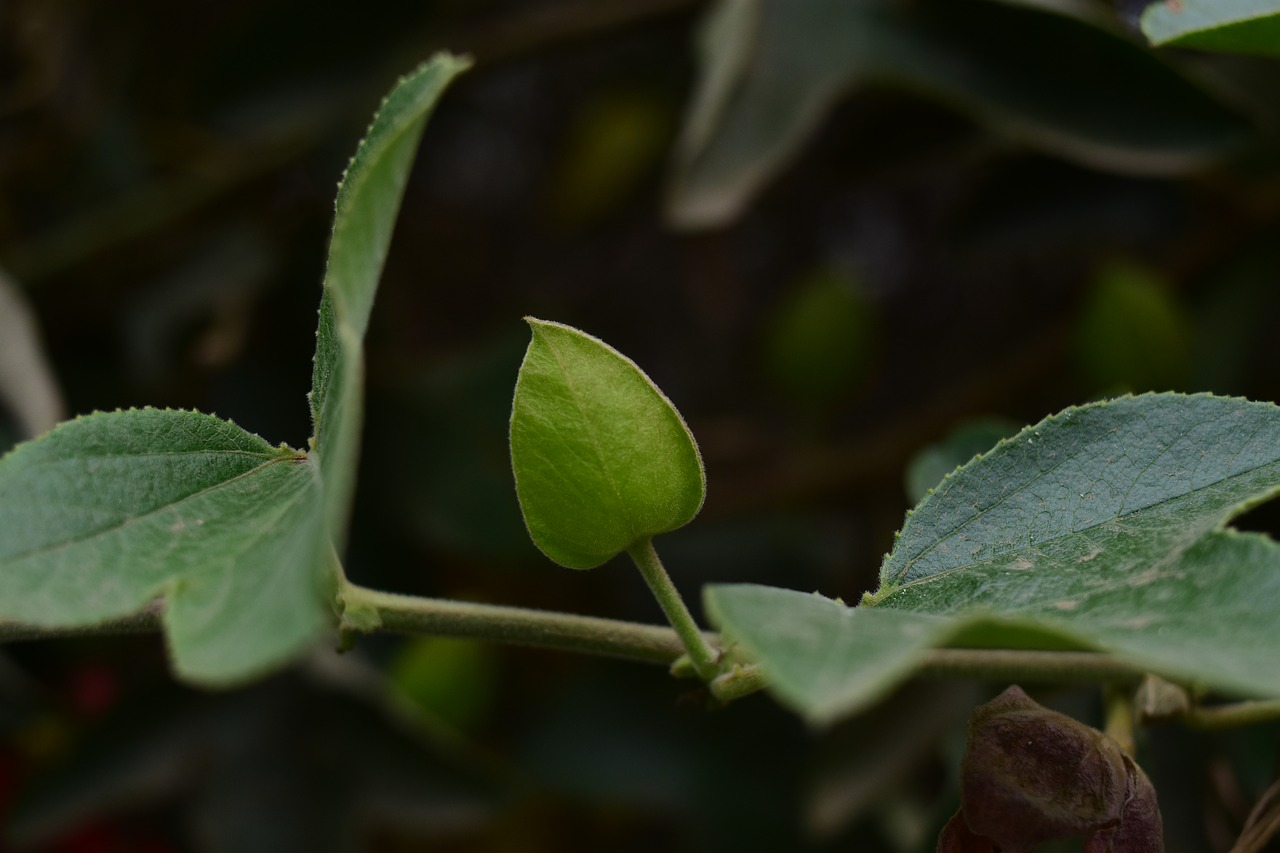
[626,538,720,680]
[1105,685,1136,756]
[338,580,697,665]
[1182,698,1280,730]
[710,664,767,703]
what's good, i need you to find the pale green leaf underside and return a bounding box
[0,409,331,685]
[708,394,1280,723]
[310,54,471,543]
[1142,0,1280,57]
[706,584,954,724]
[510,319,705,569]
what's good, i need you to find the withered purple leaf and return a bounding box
[941,685,1163,853]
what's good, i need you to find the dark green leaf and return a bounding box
[510,319,705,569]
[310,55,471,543]
[0,409,330,685]
[881,394,1280,694]
[710,394,1280,722]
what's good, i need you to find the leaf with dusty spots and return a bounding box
[0,409,330,685]
[870,394,1280,699]
[708,393,1280,723]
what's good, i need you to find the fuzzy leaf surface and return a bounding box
[884,393,1280,698]
[709,394,1280,723]
[310,54,471,543]
[1142,0,1280,57]
[0,409,330,685]
[510,319,705,569]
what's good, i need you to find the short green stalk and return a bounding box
[1182,698,1280,730]
[627,538,720,680]
[1104,684,1136,756]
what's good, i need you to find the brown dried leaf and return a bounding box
[942,686,1164,852]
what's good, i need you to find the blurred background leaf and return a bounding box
[0,268,64,442]
[667,0,1253,229]
[1142,0,1280,57]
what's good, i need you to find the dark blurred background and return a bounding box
[1,0,1279,850]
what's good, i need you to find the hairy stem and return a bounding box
[338,580,702,665]
[626,538,721,680]
[710,664,767,703]
[0,596,1166,702]
[1182,698,1280,730]
[1105,684,1136,756]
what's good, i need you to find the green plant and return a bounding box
[4,30,1280,850]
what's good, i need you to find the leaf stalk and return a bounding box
[626,538,721,680]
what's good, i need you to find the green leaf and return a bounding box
[0,59,470,686]
[873,396,1280,702]
[510,319,705,569]
[705,584,955,724]
[668,0,1249,228]
[709,394,1280,723]
[0,409,330,685]
[1143,0,1280,57]
[310,54,471,544]
[875,394,1280,594]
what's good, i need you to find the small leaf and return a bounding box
[1142,0,1280,57]
[510,319,705,569]
[310,54,471,544]
[0,409,330,685]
